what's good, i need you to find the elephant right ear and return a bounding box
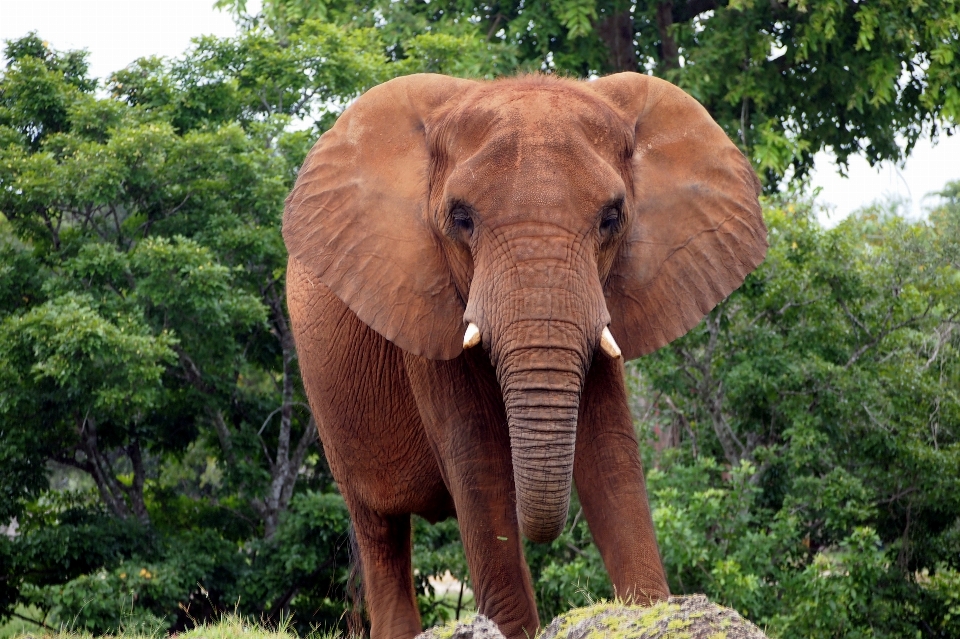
[283,74,477,360]
[588,73,767,361]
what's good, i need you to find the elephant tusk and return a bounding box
[599,327,622,359]
[463,322,481,349]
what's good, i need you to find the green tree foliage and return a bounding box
[633,192,960,637]
[217,0,959,185]
[0,33,355,633]
[2,14,959,638]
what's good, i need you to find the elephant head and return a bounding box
[283,73,766,543]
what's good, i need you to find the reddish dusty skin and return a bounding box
[286,273,447,639]
[402,349,540,639]
[283,73,766,639]
[574,353,669,603]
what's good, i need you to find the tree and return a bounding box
[629,192,960,637]
[217,0,960,185]
[0,34,355,632]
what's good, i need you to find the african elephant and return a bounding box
[283,72,766,639]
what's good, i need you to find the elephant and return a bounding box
[283,72,766,639]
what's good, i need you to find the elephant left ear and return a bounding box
[587,73,767,361]
[282,74,477,360]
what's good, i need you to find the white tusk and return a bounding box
[599,327,622,359]
[463,322,481,349]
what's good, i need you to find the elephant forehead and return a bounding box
[448,88,627,156]
[433,80,630,159]
[459,77,626,124]
[429,80,633,227]
[445,113,624,212]
[445,128,626,217]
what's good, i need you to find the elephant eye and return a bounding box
[451,204,475,238]
[599,204,623,237]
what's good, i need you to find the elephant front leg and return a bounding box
[574,354,670,604]
[348,503,422,639]
[404,350,540,639]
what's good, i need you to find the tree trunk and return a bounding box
[74,415,151,526]
[597,7,636,72]
[656,2,680,71]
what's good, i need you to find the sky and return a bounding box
[2,0,958,224]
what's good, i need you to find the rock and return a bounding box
[416,596,768,639]
[541,596,767,639]
[416,614,505,639]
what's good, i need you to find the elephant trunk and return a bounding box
[503,378,581,542]
[492,318,592,543]
[466,239,609,543]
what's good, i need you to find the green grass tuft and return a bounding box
[6,613,343,639]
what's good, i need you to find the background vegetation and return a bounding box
[1,1,958,637]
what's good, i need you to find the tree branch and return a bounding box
[125,439,151,526]
[661,394,699,458]
[706,382,746,465]
[845,314,929,368]
[597,6,636,72]
[290,417,318,474]
[672,0,719,23]
[37,206,62,251]
[9,611,56,632]
[836,297,872,338]
[486,13,504,41]
[208,408,237,467]
[174,345,217,395]
[76,414,132,520]
[740,96,750,148]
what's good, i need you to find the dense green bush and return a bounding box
[0,31,353,634]
[531,195,960,637]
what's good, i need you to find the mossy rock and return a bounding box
[541,596,767,639]
[416,596,767,639]
[416,614,497,639]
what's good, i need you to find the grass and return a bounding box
[0,606,48,639]
[4,613,343,639]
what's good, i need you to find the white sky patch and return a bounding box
[811,137,960,226]
[0,0,241,79]
[768,41,787,60]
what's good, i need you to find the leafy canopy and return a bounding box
[216,0,959,186]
